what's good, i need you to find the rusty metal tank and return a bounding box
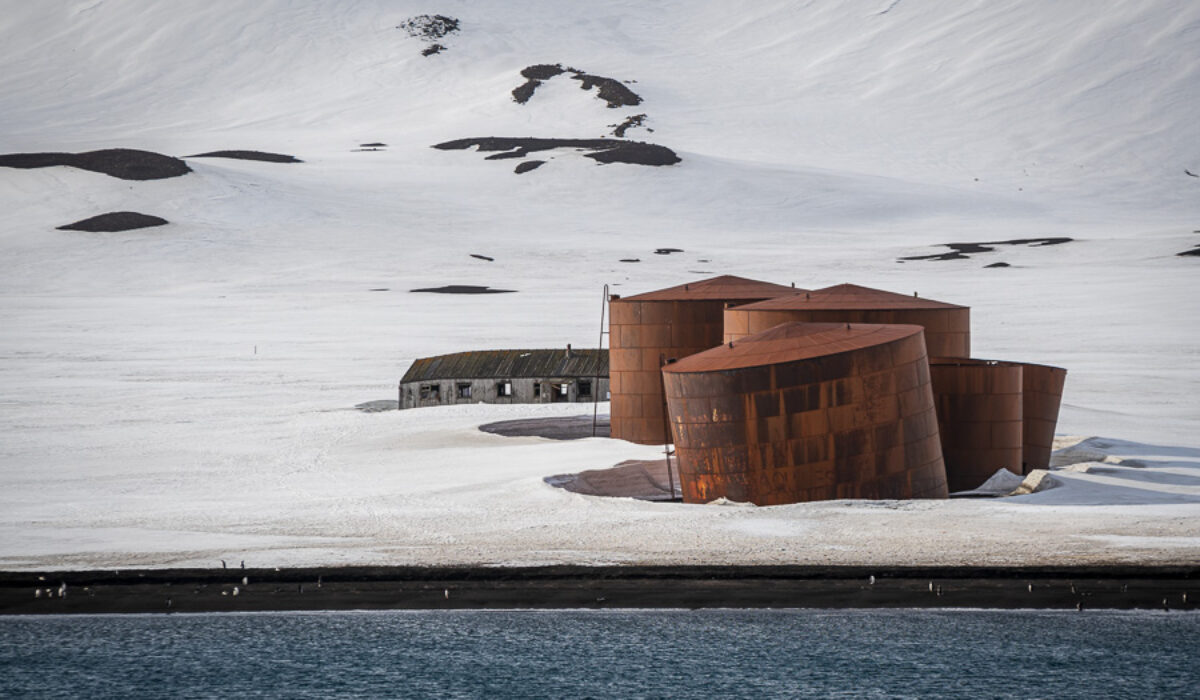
[662,322,948,505]
[609,275,798,445]
[929,358,1024,492]
[723,283,970,358]
[1021,362,1067,472]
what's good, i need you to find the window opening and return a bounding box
[456,383,472,399]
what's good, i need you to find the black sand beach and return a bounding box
[2,566,1195,615]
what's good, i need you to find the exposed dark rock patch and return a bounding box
[985,262,1011,268]
[422,44,445,57]
[368,288,389,292]
[433,137,680,169]
[1177,245,1200,257]
[620,258,640,263]
[0,149,190,181]
[1186,169,1198,177]
[57,211,168,232]
[512,63,642,108]
[361,142,387,148]
[611,114,650,137]
[514,160,545,174]
[470,254,494,261]
[899,237,1073,262]
[410,285,515,294]
[654,248,684,255]
[398,14,459,39]
[187,150,301,163]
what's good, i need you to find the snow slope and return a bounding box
[0,0,1197,569]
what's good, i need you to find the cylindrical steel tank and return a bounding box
[609,275,798,445]
[724,283,970,358]
[929,358,1024,492]
[1021,362,1067,472]
[662,322,948,505]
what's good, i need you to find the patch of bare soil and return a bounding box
[434,137,680,169]
[56,211,168,232]
[512,64,642,108]
[899,237,1073,262]
[187,150,302,163]
[410,285,515,294]
[0,149,191,180]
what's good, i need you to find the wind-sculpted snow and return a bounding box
[433,137,680,169]
[0,149,190,180]
[56,212,168,232]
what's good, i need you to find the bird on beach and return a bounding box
[221,560,227,569]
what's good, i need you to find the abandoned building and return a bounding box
[399,346,608,410]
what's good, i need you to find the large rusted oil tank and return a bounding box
[1021,362,1067,472]
[662,322,948,505]
[929,358,1025,492]
[609,275,798,445]
[723,283,970,358]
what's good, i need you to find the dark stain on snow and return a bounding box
[654,248,684,255]
[410,285,516,294]
[433,137,680,169]
[470,254,495,261]
[57,211,168,232]
[187,150,302,163]
[0,149,191,180]
[512,64,642,109]
[899,237,1073,262]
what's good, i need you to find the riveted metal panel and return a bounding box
[663,322,948,505]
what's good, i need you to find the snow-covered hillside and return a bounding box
[0,1,1197,569]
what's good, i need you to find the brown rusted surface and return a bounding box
[609,275,798,444]
[662,322,948,505]
[1021,362,1067,472]
[929,358,1024,492]
[724,283,970,358]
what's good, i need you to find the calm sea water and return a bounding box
[2,609,1197,698]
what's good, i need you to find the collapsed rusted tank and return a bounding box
[609,275,798,445]
[723,283,970,358]
[1021,362,1068,472]
[929,358,1025,492]
[662,322,948,505]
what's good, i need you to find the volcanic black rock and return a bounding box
[187,150,302,163]
[433,137,679,168]
[0,149,191,180]
[57,211,168,232]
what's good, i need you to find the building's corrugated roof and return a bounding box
[401,349,608,383]
[663,322,923,373]
[619,274,800,302]
[736,283,964,311]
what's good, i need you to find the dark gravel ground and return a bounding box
[434,136,679,167]
[187,150,301,163]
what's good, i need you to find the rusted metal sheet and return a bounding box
[1021,362,1067,472]
[929,358,1024,492]
[609,275,798,444]
[724,283,970,358]
[663,322,948,505]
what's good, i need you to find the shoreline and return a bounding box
[2,565,1196,615]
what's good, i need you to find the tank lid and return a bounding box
[619,274,800,302]
[734,283,964,311]
[663,322,924,373]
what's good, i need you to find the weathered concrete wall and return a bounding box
[399,377,609,410]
